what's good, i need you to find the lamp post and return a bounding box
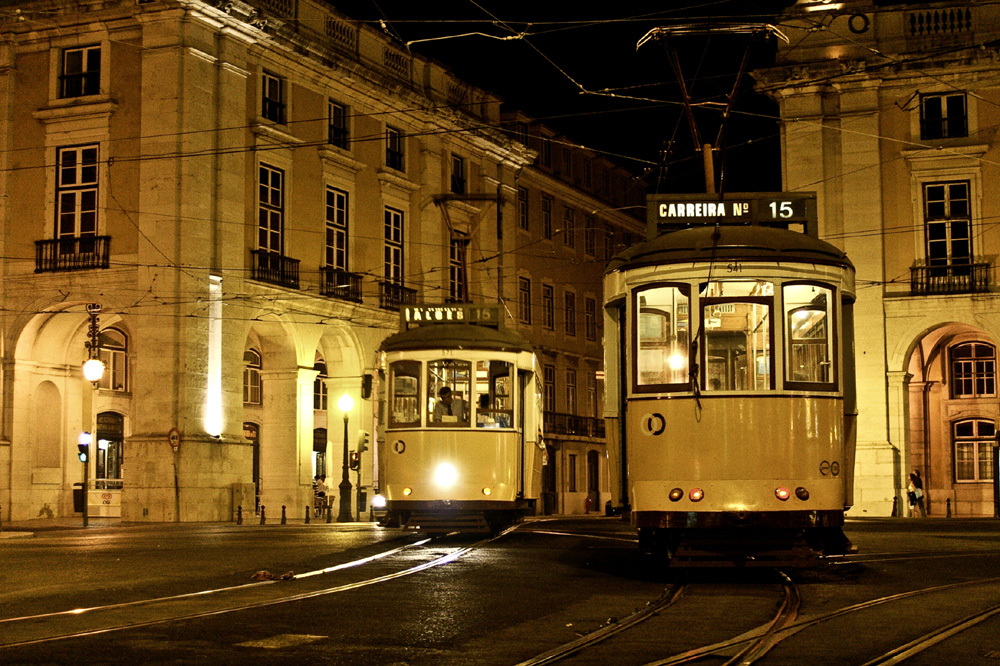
[337,393,354,522]
[81,304,105,528]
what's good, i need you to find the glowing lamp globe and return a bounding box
[82,358,106,383]
[338,393,354,414]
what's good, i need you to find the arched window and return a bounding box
[98,328,128,391]
[243,349,262,405]
[953,419,995,482]
[950,342,996,398]
[314,358,328,411]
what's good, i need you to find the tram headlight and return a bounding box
[482,487,492,496]
[434,463,458,488]
[668,488,684,502]
[775,486,791,501]
[689,488,704,502]
[372,494,387,508]
[795,487,810,501]
[403,487,412,496]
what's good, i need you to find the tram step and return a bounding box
[403,511,491,533]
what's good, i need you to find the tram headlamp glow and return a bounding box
[372,494,387,508]
[403,487,412,496]
[668,488,684,502]
[482,487,492,496]
[434,463,458,488]
[689,488,704,502]
[775,487,791,501]
[795,487,810,501]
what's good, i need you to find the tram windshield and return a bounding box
[388,360,420,427]
[474,360,513,428]
[635,285,689,388]
[702,281,773,392]
[784,284,834,386]
[428,359,472,426]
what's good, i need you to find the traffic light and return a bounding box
[349,451,360,470]
[78,432,92,462]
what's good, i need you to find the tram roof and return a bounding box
[379,323,534,354]
[606,225,853,273]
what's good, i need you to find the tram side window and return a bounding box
[634,285,689,390]
[702,281,773,391]
[475,360,513,428]
[784,284,835,387]
[428,359,472,426]
[389,360,420,427]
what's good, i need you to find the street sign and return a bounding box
[647,192,818,238]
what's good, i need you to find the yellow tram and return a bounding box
[603,202,857,565]
[374,304,544,534]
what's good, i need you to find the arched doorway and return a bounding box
[243,422,261,513]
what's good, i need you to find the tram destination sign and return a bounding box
[401,304,502,330]
[647,192,818,238]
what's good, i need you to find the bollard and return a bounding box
[326,502,332,524]
[237,505,243,525]
[260,505,266,525]
[305,505,310,524]
[946,498,952,517]
[281,505,287,525]
[891,495,898,517]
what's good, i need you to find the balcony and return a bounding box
[543,411,606,439]
[320,267,363,303]
[379,281,417,311]
[910,261,989,295]
[251,249,300,289]
[35,236,110,273]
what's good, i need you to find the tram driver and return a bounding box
[432,386,467,423]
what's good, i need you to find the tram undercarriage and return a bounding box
[380,499,536,535]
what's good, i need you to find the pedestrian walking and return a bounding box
[908,469,926,517]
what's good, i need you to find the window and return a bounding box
[604,224,614,260]
[56,145,99,241]
[562,148,573,178]
[243,349,262,404]
[566,368,577,414]
[702,281,773,392]
[635,284,690,390]
[518,277,532,324]
[585,297,597,341]
[539,136,551,167]
[584,217,596,257]
[543,364,556,412]
[951,342,996,398]
[428,359,472,427]
[921,92,967,140]
[564,291,577,336]
[60,46,101,98]
[325,187,348,270]
[583,160,592,188]
[97,328,127,391]
[474,360,513,428]
[384,207,404,284]
[258,165,284,253]
[542,285,554,330]
[517,187,529,231]
[924,181,971,274]
[449,238,466,301]
[389,360,420,427]
[568,454,577,492]
[261,71,286,123]
[784,284,835,388]
[586,372,597,418]
[451,154,466,194]
[313,359,328,411]
[328,100,349,149]
[602,170,610,197]
[953,419,995,482]
[386,126,404,171]
[542,195,553,240]
[563,208,575,248]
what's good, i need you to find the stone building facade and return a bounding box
[756,0,1000,516]
[0,0,643,523]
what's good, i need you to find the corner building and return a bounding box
[0,0,644,523]
[756,0,1000,516]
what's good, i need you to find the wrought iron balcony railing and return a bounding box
[378,281,417,311]
[35,236,111,273]
[320,267,363,303]
[910,261,989,295]
[543,411,606,439]
[251,249,300,289]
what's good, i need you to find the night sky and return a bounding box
[329,1,797,194]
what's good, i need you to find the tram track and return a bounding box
[0,529,510,650]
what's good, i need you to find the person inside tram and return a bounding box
[432,386,466,423]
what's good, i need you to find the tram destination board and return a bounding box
[647,192,818,238]
[401,303,502,330]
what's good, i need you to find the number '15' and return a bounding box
[769,201,793,219]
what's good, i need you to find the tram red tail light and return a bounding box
[689,488,704,502]
[775,487,791,501]
[669,488,684,502]
[795,487,810,501]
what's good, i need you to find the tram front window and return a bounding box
[475,360,513,428]
[702,281,772,391]
[389,360,420,427]
[634,285,689,389]
[784,284,834,386]
[429,359,471,426]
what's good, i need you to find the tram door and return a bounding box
[587,450,600,512]
[518,370,529,497]
[243,422,260,513]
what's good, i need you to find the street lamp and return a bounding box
[337,393,354,522]
[81,303,105,528]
